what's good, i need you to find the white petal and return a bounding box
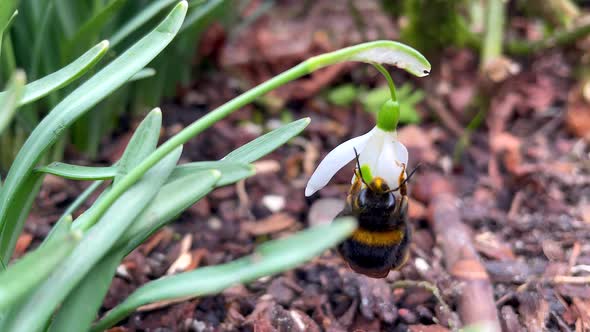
[357,133,383,172]
[393,141,409,165]
[305,128,376,196]
[376,139,404,189]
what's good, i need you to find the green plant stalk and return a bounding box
[73,61,308,232]
[371,62,397,101]
[371,63,400,132]
[481,0,505,67]
[62,181,104,220]
[72,41,430,232]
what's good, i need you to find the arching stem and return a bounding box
[371,62,398,102]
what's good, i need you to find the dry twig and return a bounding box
[428,192,502,331]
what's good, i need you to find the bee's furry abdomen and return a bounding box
[337,224,411,278]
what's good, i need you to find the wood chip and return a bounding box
[14,233,33,257]
[166,234,193,275]
[141,228,174,256]
[253,160,281,174]
[242,213,296,235]
[475,231,516,261]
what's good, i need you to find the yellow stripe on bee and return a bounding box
[351,228,404,246]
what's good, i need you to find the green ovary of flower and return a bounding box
[376,99,400,132]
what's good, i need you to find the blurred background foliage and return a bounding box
[0,0,232,170]
[2,0,589,171]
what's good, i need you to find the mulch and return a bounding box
[15,1,590,331]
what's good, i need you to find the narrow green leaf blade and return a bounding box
[93,218,356,331]
[4,147,183,332]
[168,161,253,186]
[0,41,110,106]
[0,230,81,310]
[0,1,188,263]
[223,118,310,163]
[60,181,103,221]
[0,1,18,33]
[179,0,225,33]
[35,163,117,180]
[63,0,127,61]
[47,251,124,332]
[129,67,156,82]
[0,70,25,135]
[110,0,177,47]
[0,10,17,56]
[119,170,221,252]
[115,108,162,184]
[48,109,165,331]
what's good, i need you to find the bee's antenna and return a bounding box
[386,163,422,193]
[353,147,370,187]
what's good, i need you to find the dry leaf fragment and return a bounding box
[242,213,296,235]
[166,234,193,275]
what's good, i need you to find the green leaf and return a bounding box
[60,181,103,221]
[223,118,310,163]
[0,41,110,106]
[92,218,357,331]
[35,163,117,180]
[168,161,253,187]
[115,108,162,184]
[48,108,165,331]
[4,147,183,332]
[49,173,219,332]
[0,1,18,33]
[0,173,44,267]
[0,10,17,56]
[0,230,81,310]
[0,70,25,135]
[129,67,156,82]
[47,250,124,332]
[180,0,225,33]
[40,215,73,248]
[0,1,188,263]
[110,0,177,47]
[62,0,127,62]
[118,170,221,253]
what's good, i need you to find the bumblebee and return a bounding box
[336,149,418,278]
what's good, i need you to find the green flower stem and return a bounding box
[61,180,104,219]
[75,63,310,232]
[371,63,400,132]
[74,41,429,232]
[372,63,397,102]
[481,0,505,67]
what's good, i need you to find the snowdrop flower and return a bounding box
[305,100,408,196]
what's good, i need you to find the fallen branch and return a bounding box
[428,192,502,331]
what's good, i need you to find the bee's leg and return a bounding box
[350,169,363,196]
[398,195,409,221]
[391,164,409,217]
[345,170,363,208]
[398,163,408,196]
[396,245,411,269]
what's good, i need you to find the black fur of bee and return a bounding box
[336,149,418,278]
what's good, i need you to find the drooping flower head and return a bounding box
[305,100,408,196]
